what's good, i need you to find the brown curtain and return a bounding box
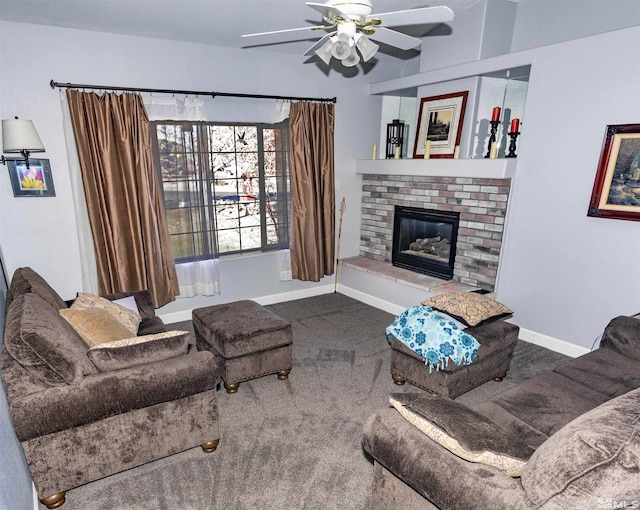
[66,90,178,307]
[289,102,335,281]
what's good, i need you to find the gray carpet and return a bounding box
[44,293,569,510]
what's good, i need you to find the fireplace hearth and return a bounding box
[391,205,460,280]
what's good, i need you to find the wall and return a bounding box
[494,25,640,349]
[0,21,402,321]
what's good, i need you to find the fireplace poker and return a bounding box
[334,197,346,293]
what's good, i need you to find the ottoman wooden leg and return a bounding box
[40,492,66,509]
[493,371,507,382]
[392,373,406,386]
[277,369,290,380]
[201,439,220,453]
[224,382,240,394]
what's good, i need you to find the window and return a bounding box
[151,121,290,262]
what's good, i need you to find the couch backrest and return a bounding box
[7,267,68,312]
[600,315,640,362]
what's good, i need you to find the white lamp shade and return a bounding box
[356,34,379,62]
[2,118,45,153]
[342,49,361,67]
[315,38,335,66]
[331,33,352,60]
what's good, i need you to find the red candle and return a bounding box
[492,107,501,121]
[510,118,520,133]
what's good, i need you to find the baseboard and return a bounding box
[157,285,334,324]
[516,326,590,358]
[336,284,407,316]
[158,283,588,359]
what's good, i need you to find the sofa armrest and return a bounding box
[9,350,219,442]
[362,408,532,510]
[599,315,640,361]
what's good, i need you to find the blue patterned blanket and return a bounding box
[386,305,480,372]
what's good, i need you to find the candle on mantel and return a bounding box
[492,107,501,122]
[424,140,432,159]
[394,147,400,160]
[490,142,498,159]
[453,145,461,159]
[372,144,377,160]
[510,118,520,133]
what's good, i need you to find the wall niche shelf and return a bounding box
[355,158,517,179]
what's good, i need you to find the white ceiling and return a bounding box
[0,0,500,55]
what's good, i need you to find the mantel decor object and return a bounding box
[386,119,405,159]
[588,123,640,222]
[505,118,520,158]
[485,107,501,158]
[413,91,468,159]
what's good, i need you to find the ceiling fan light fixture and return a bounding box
[315,37,335,65]
[331,33,353,60]
[342,48,360,67]
[355,33,379,62]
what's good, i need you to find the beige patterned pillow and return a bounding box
[422,292,512,327]
[87,330,190,372]
[60,308,134,348]
[72,292,141,334]
[390,394,529,477]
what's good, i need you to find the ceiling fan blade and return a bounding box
[303,33,333,56]
[241,26,325,46]
[367,27,421,50]
[306,2,349,22]
[369,6,454,27]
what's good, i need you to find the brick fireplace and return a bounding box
[359,174,511,291]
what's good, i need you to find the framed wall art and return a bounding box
[413,91,468,159]
[588,124,640,221]
[7,159,56,197]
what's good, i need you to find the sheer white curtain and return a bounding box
[59,91,99,294]
[144,94,220,298]
[275,100,293,281]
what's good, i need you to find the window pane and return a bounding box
[217,228,240,253]
[236,126,258,152]
[240,226,261,250]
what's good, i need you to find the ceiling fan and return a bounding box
[241,0,454,67]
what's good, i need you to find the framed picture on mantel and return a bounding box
[588,123,640,222]
[413,91,468,159]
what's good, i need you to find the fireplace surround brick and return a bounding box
[360,174,512,291]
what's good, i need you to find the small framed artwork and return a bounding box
[588,124,640,221]
[7,159,56,197]
[413,91,468,159]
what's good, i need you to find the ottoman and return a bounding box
[193,300,293,393]
[390,320,519,398]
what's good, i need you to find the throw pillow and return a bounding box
[60,308,134,348]
[521,388,640,507]
[87,330,190,372]
[71,292,142,335]
[386,305,480,371]
[390,393,533,477]
[112,295,140,315]
[422,292,512,327]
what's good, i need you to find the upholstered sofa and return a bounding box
[363,315,640,509]
[0,267,221,508]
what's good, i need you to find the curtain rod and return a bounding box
[50,80,336,104]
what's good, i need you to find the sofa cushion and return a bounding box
[422,292,512,327]
[390,393,534,476]
[553,347,640,398]
[7,266,68,311]
[521,388,640,508]
[71,292,141,334]
[87,330,190,371]
[4,293,98,386]
[60,308,134,348]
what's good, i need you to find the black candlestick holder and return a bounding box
[485,120,500,158]
[505,131,520,158]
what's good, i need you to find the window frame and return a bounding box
[150,120,290,263]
